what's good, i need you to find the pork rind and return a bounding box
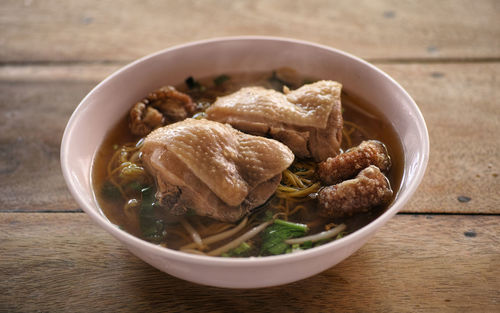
[318,165,393,218]
[318,140,391,185]
[129,86,195,136]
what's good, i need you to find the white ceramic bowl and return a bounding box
[61,36,429,288]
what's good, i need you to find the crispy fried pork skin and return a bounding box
[205,80,343,162]
[130,102,164,136]
[130,86,195,136]
[140,119,294,222]
[319,140,391,185]
[318,165,393,218]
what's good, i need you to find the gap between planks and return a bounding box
[2,57,500,67]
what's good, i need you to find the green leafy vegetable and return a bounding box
[285,240,317,254]
[101,181,121,200]
[139,187,165,244]
[124,181,146,193]
[300,240,314,249]
[261,219,309,255]
[213,74,230,86]
[222,241,253,257]
[262,209,274,222]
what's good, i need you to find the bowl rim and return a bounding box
[61,35,429,267]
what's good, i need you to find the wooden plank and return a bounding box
[378,63,500,214]
[0,80,95,212]
[0,213,498,312]
[0,0,498,62]
[0,64,121,83]
[0,62,498,213]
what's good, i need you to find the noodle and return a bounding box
[202,223,234,236]
[269,197,289,218]
[278,185,303,192]
[167,228,193,243]
[343,127,353,148]
[263,159,321,222]
[276,183,320,198]
[343,120,369,138]
[288,204,307,216]
[276,160,318,200]
[104,138,152,201]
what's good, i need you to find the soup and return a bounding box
[92,69,403,257]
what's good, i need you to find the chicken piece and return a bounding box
[206,80,343,162]
[319,140,391,185]
[140,119,294,222]
[129,86,195,136]
[318,165,393,218]
[267,67,304,90]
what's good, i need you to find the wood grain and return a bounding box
[1,1,498,312]
[1,63,498,213]
[378,63,500,213]
[1,0,499,63]
[0,80,94,212]
[0,213,498,313]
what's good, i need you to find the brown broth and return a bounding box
[91,70,404,254]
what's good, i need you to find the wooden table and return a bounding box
[1,1,499,312]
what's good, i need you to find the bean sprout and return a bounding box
[285,224,346,244]
[180,217,248,250]
[180,218,204,249]
[207,219,274,256]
